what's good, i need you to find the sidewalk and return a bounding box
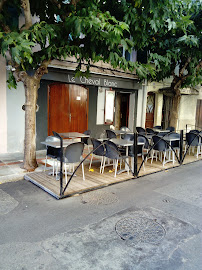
[0,150,47,184]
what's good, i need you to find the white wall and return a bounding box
[7,76,25,152]
[178,94,200,131]
[154,93,163,126]
[0,56,7,153]
[136,82,147,127]
[128,92,136,131]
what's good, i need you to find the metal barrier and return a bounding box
[53,130,201,197]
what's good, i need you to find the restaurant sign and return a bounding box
[68,74,118,88]
[45,68,140,90]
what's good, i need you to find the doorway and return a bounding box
[115,92,130,129]
[161,95,172,129]
[48,83,88,135]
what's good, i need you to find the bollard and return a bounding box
[133,132,138,177]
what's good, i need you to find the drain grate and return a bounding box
[115,217,165,244]
[81,190,119,205]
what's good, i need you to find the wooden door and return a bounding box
[145,92,155,128]
[69,84,88,132]
[48,83,88,135]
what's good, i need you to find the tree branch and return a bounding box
[13,69,28,83]
[196,60,202,71]
[21,0,32,30]
[179,57,191,77]
[34,60,51,80]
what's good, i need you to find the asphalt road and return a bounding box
[0,161,202,270]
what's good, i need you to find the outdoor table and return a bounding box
[59,132,90,141]
[41,140,76,178]
[99,138,144,174]
[159,135,180,164]
[113,130,134,137]
[41,140,72,148]
[153,128,170,134]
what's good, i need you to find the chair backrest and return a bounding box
[186,132,199,146]
[136,127,146,134]
[124,133,134,141]
[45,136,61,158]
[105,141,120,159]
[81,130,91,145]
[91,138,105,156]
[129,138,144,156]
[45,136,60,143]
[106,129,117,139]
[138,134,150,149]
[146,128,156,134]
[152,135,167,151]
[189,129,200,134]
[166,126,175,132]
[153,125,162,129]
[64,142,84,163]
[166,132,180,148]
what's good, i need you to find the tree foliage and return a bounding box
[0,0,201,169]
[0,0,150,88]
[0,0,201,89]
[100,0,202,90]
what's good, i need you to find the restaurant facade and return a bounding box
[0,57,148,153]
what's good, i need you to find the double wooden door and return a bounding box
[48,84,88,135]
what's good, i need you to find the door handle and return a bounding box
[69,113,71,122]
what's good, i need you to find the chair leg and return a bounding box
[56,160,58,178]
[44,156,47,171]
[100,156,103,173]
[53,159,55,175]
[65,164,67,184]
[89,154,93,169]
[131,157,134,173]
[114,159,118,177]
[162,152,166,166]
[142,155,145,171]
[102,157,106,174]
[196,146,199,158]
[82,162,85,180]
[151,150,153,164]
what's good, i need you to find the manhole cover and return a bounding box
[115,217,165,244]
[81,190,118,205]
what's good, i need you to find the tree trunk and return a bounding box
[22,76,40,171]
[13,60,50,171]
[169,87,181,130]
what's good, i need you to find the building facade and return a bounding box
[0,57,147,153]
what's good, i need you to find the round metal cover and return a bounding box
[115,217,165,244]
[81,190,118,205]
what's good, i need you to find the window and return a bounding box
[96,87,115,125]
[104,90,115,124]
